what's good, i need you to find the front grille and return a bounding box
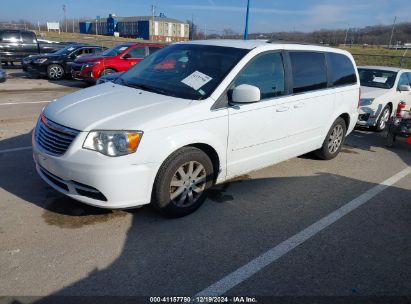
[36,115,79,156]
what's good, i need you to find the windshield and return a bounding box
[102,44,131,57]
[358,68,397,89]
[53,45,79,56]
[116,44,249,100]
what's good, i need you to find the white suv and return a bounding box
[32,40,360,216]
[358,66,411,131]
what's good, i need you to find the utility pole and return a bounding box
[37,21,41,33]
[63,4,67,32]
[244,0,250,40]
[389,16,397,48]
[204,24,207,40]
[72,19,74,33]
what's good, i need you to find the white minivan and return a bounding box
[32,40,360,216]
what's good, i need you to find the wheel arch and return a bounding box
[339,113,350,129]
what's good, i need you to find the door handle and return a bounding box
[276,106,289,112]
[294,102,305,109]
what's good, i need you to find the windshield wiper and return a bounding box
[126,83,170,96]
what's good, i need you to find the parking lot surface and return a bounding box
[0,67,410,302]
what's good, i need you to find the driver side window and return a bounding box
[398,73,410,87]
[125,47,146,59]
[234,52,285,100]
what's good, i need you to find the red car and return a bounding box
[72,42,164,83]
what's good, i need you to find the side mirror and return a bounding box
[231,84,261,103]
[123,53,132,60]
[398,84,411,92]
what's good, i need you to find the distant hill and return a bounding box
[248,22,411,46]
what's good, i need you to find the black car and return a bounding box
[0,29,65,65]
[22,44,106,80]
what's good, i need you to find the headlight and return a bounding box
[34,58,48,64]
[360,98,374,106]
[83,130,143,157]
[84,62,100,68]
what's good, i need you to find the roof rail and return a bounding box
[266,40,326,47]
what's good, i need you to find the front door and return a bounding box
[227,51,292,178]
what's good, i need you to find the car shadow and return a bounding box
[0,131,410,300]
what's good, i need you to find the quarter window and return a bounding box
[328,53,357,86]
[290,52,327,94]
[234,52,285,99]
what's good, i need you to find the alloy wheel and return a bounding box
[169,161,207,207]
[379,108,390,130]
[328,124,344,154]
[49,66,63,79]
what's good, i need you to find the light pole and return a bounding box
[244,0,250,40]
[62,4,67,32]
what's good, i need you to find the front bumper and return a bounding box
[71,64,98,83]
[22,62,47,76]
[356,105,383,127]
[32,130,159,209]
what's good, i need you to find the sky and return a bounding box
[1,0,410,33]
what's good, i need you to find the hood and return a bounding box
[43,83,198,132]
[360,86,392,100]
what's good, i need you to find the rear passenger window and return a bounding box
[290,52,327,94]
[328,53,357,86]
[234,52,285,99]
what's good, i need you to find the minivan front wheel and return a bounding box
[315,117,346,160]
[152,147,214,217]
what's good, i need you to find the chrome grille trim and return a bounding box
[35,116,80,156]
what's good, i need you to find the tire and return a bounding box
[47,64,64,80]
[152,147,214,217]
[315,117,347,160]
[101,68,116,76]
[373,105,391,132]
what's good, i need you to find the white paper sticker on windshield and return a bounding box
[181,71,212,90]
[373,76,388,83]
[119,47,128,51]
[67,47,75,51]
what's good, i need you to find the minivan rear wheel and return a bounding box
[152,147,214,217]
[315,117,346,160]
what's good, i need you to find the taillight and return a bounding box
[358,88,361,109]
[396,101,406,117]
